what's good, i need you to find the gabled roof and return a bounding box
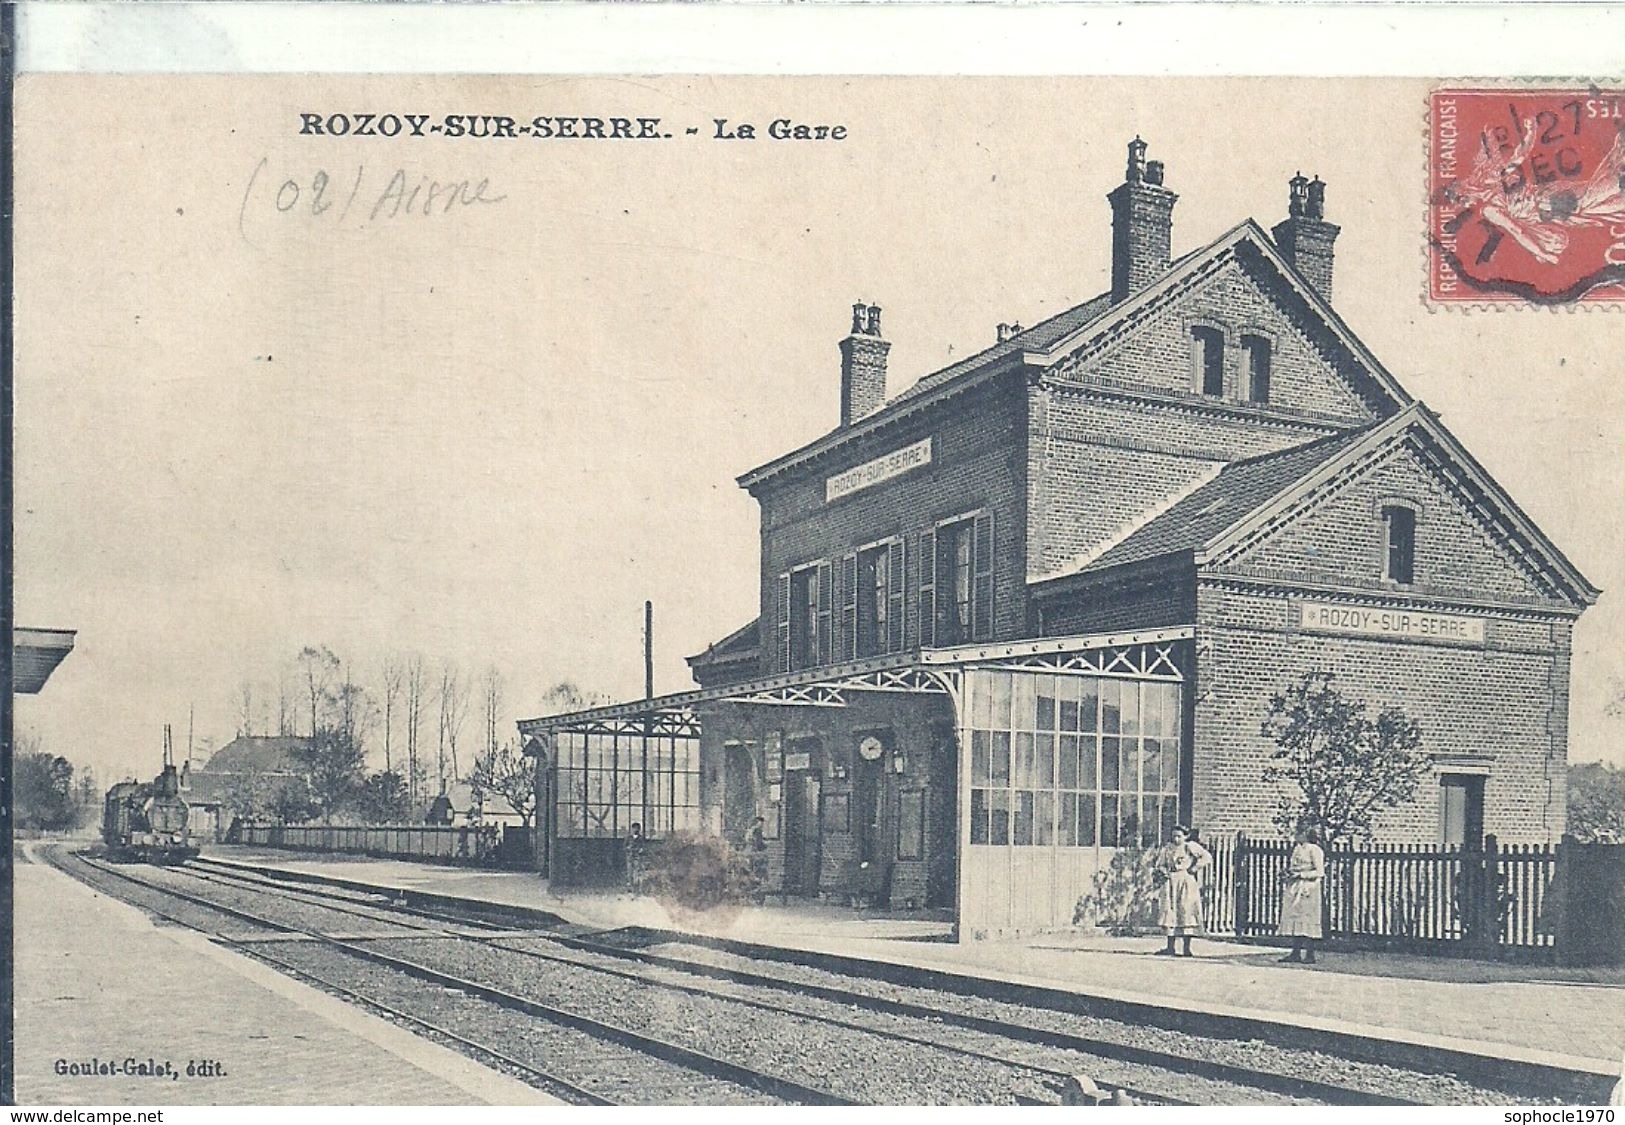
[1019,220,1413,417]
[890,292,1114,405]
[1057,427,1371,576]
[685,617,761,668]
[738,219,1411,492]
[181,769,307,806]
[1036,404,1600,607]
[199,735,310,775]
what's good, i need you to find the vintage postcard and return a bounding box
[7,4,1625,1112]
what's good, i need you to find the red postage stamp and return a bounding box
[1430,87,1625,304]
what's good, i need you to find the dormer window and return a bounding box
[1191,326,1224,396]
[1242,334,1272,404]
[1383,505,1416,584]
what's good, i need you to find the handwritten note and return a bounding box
[238,158,506,240]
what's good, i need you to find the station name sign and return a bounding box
[826,438,932,502]
[1295,600,1485,644]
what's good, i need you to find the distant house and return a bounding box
[425,781,525,829]
[181,734,313,841]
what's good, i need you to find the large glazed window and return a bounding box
[554,731,700,838]
[966,670,1182,849]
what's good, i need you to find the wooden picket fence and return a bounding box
[1201,833,1577,960]
[234,822,506,866]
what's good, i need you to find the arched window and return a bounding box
[1382,505,1416,584]
[1242,334,1272,404]
[1191,326,1224,396]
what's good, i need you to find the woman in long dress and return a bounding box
[1155,825,1212,957]
[1278,823,1326,963]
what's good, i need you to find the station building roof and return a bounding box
[1031,403,1600,607]
[12,628,76,694]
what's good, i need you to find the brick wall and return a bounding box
[1037,566,1196,635]
[1184,420,1583,845]
[697,693,957,909]
[1223,439,1557,605]
[1028,384,1345,578]
[1192,580,1576,846]
[1053,250,1382,424]
[754,374,1029,672]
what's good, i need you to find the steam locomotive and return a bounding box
[102,762,197,864]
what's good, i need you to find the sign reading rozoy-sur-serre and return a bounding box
[826,438,932,502]
[1295,600,1486,644]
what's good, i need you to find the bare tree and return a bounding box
[333,663,377,761]
[379,655,404,775]
[296,645,341,739]
[437,662,470,792]
[481,666,506,762]
[540,680,613,713]
[405,654,426,808]
[469,736,537,828]
[275,664,296,736]
[235,680,257,737]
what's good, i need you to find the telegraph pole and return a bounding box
[642,600,654,835]
[644,599,654,701]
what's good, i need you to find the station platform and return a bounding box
[11,844,559,1106]
[207,845,1625,1085]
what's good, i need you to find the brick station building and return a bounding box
[521,140,1598,933]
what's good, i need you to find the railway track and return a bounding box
[46,848,820,1106]
[48,847,1599,1105]
[177,860,1213,1103]
[181,857,1565,1105]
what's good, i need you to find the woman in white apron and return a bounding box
[1155,825,1212,957]
[1278,822,1326,963]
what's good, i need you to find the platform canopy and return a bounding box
[12,628,76,694]
[518,627,1192,748]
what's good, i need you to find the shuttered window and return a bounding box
[931,511,996,646]
[784,566,824,671]
[972,511,995,642]
[856,538,907,657]
[840,553,858,661]
[887,538,907,653]
[917,527,936,649]
[817,561,834,665]
[777,572,791,672]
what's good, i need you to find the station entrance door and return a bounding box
[781,771,822,897]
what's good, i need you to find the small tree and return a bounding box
[1260,671,1427,845]
[1076,845,1164,932]
[469,738,537,827]
[224,763,272,822]
[1567,762,1625,843]
[267,780,318,825]
[355,770,412,823]
[294,725,366,822]
[15,752,81,832]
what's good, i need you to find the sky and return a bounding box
[12,74,1624,784]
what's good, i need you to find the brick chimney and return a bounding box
[1107,137,1178,303]
[839,301,889,425]
[1271,173,1340,301]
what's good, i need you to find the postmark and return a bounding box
[1429,86,1625,305]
